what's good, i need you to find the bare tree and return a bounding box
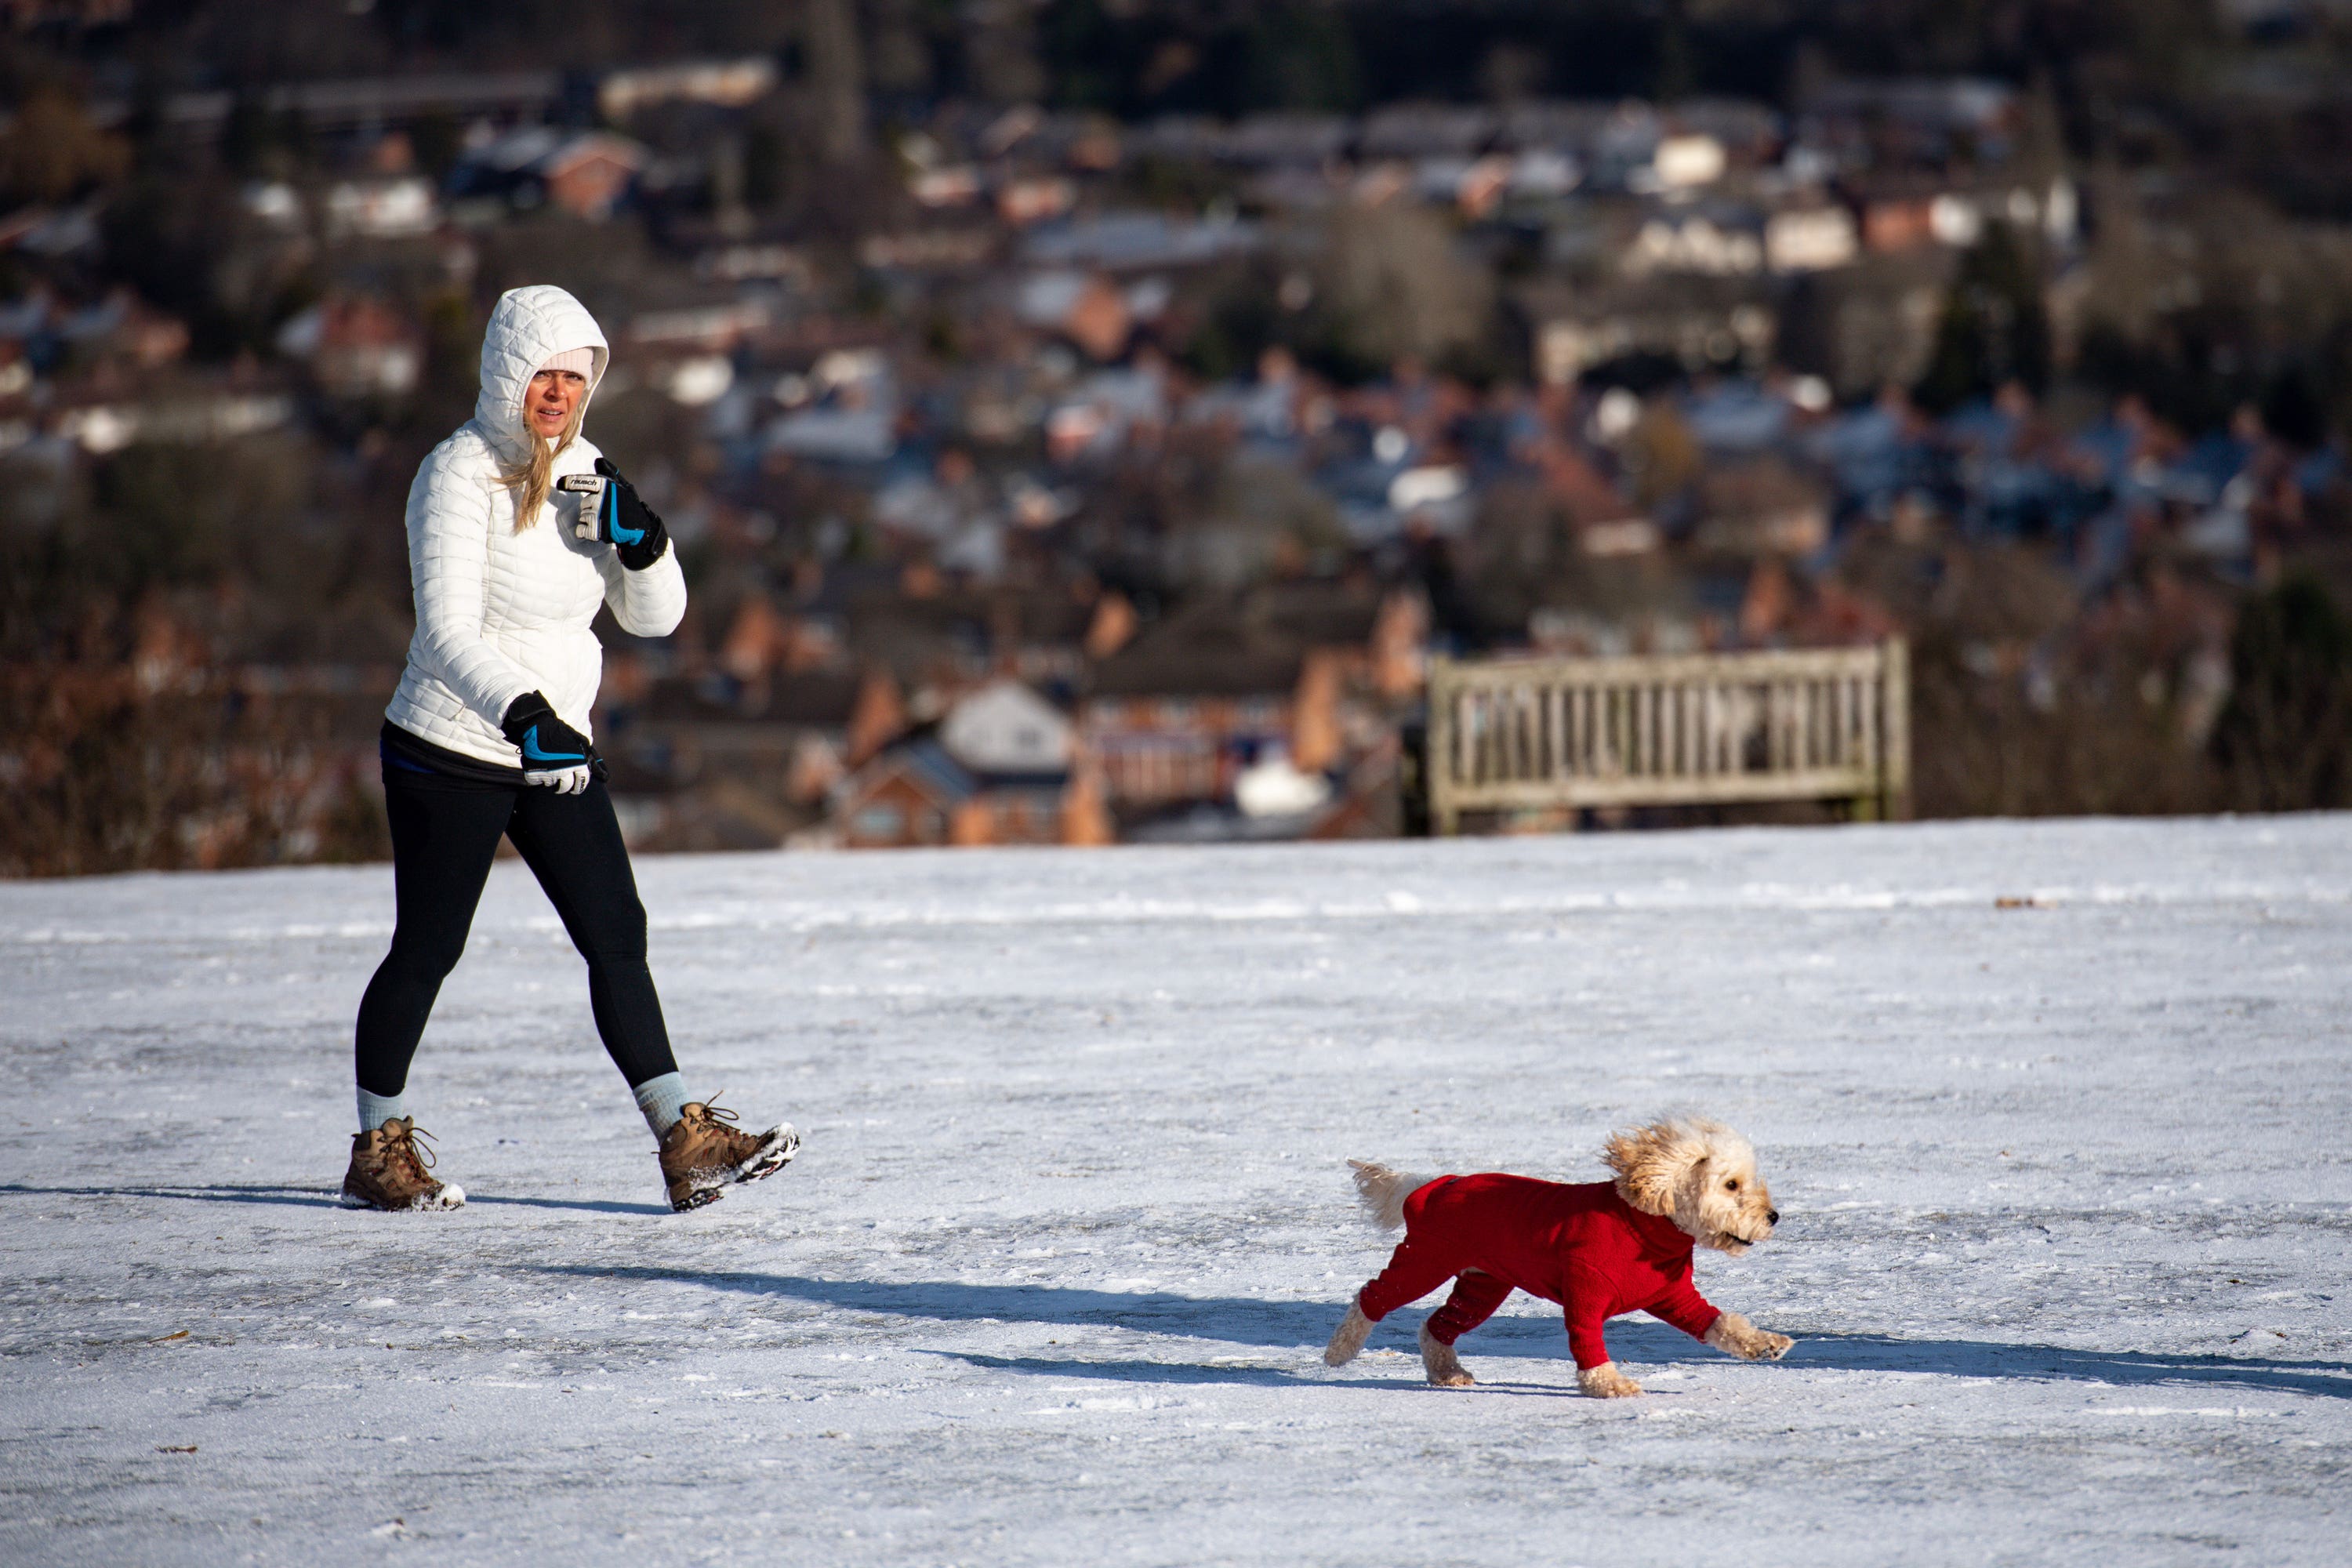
[1316,204,1494,369]
[804,0,869,166]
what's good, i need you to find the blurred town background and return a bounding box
[7,1,2352,874]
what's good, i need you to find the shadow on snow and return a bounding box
[923,1352,1323,1388]
[921,1350,1569,1396]
[0,1182,669,1216]
[532,1265,2352,1400]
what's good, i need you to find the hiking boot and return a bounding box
[657,1096,798,1212]
[340,1117,466,1212]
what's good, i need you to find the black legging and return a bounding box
[354,763,679,1097]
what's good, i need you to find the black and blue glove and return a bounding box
[500,692,599,794]
[590,457,669,571]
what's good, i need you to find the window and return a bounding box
[854,805,904,840]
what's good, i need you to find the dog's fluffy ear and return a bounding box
[1603,1118,1723,1216]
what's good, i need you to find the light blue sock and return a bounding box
[633,1072,691,1138]
[357,1087,408,1134]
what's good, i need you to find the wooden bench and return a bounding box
[1425,641,1911,834]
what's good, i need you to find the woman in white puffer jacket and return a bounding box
[345,285,797,1215]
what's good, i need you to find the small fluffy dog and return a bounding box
[1322,1116,1793,1396]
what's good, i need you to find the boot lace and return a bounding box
[385,1121,440,1182]
[678,1094,758,1159]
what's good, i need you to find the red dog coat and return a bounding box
[1355,1173,1720,1368]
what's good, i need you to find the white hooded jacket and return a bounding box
[385,285,685,769]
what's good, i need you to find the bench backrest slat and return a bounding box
[1426,641,1911,833]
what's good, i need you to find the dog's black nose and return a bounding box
[1766,1210,1780,1225]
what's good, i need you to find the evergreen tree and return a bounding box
[2212,576,2352,811]
[1915,222,2053,412]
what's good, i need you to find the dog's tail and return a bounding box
[1347,1159,1432,1231]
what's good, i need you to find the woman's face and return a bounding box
[527,367,587,438]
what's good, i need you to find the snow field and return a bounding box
[1,815,2348,1565]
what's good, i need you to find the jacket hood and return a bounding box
[474,285,609,452]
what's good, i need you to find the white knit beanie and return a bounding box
[542,346,595,379]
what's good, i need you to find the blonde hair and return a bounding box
[498,396,586,530]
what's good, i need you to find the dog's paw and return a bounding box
[1419,1330,1475,1387]
[1705,1312,1795,1361]
[1419,1326,1475,1387]
[1577,1363,1643,1399]
[1323,1302,1373,1368]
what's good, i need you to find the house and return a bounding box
[1083,610,1306,812]
[599,655,915,852]
[449,128,647,220]
[1018,111,1121,172]
[832,681,1112,849]
[539,136,647,220]
[1127,114,1341,169]
[910,165,985,207]
[56,388,293,452]
[1044,364,1168,464]
[1859,189,1940,255]
[828,578,1095,691]
[1800,78,2019,165]
[1080,583,1422,818]
[596,57,777,121]
[939,679,1073,775]
[835,739,1108,848]
[1529,439,1661,556]
[1693,457,1834,558]
[1521,277,1778,383]
[323,176,438,238]
[833,740,965,847]
[627,301,771,354]
[1664,100,1784,164]
[34,290,188,372]
[274,296,422,397]
[1358,103,1499,162]
[1019,211,1261,272]
[619,662,903,811]
[1850,175,2081,256]
[1764,204,1860,273]
[1014,271,1131,361]
[715,593,841,682]
[765,358,899,464]
[996,177,1076,227]
[1215,113,1352,169]
[1621,206,1766,277]
[1646,133,1727,191]
[858,228,998,272]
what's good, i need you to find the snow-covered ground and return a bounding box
[2,816,2349,1566]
